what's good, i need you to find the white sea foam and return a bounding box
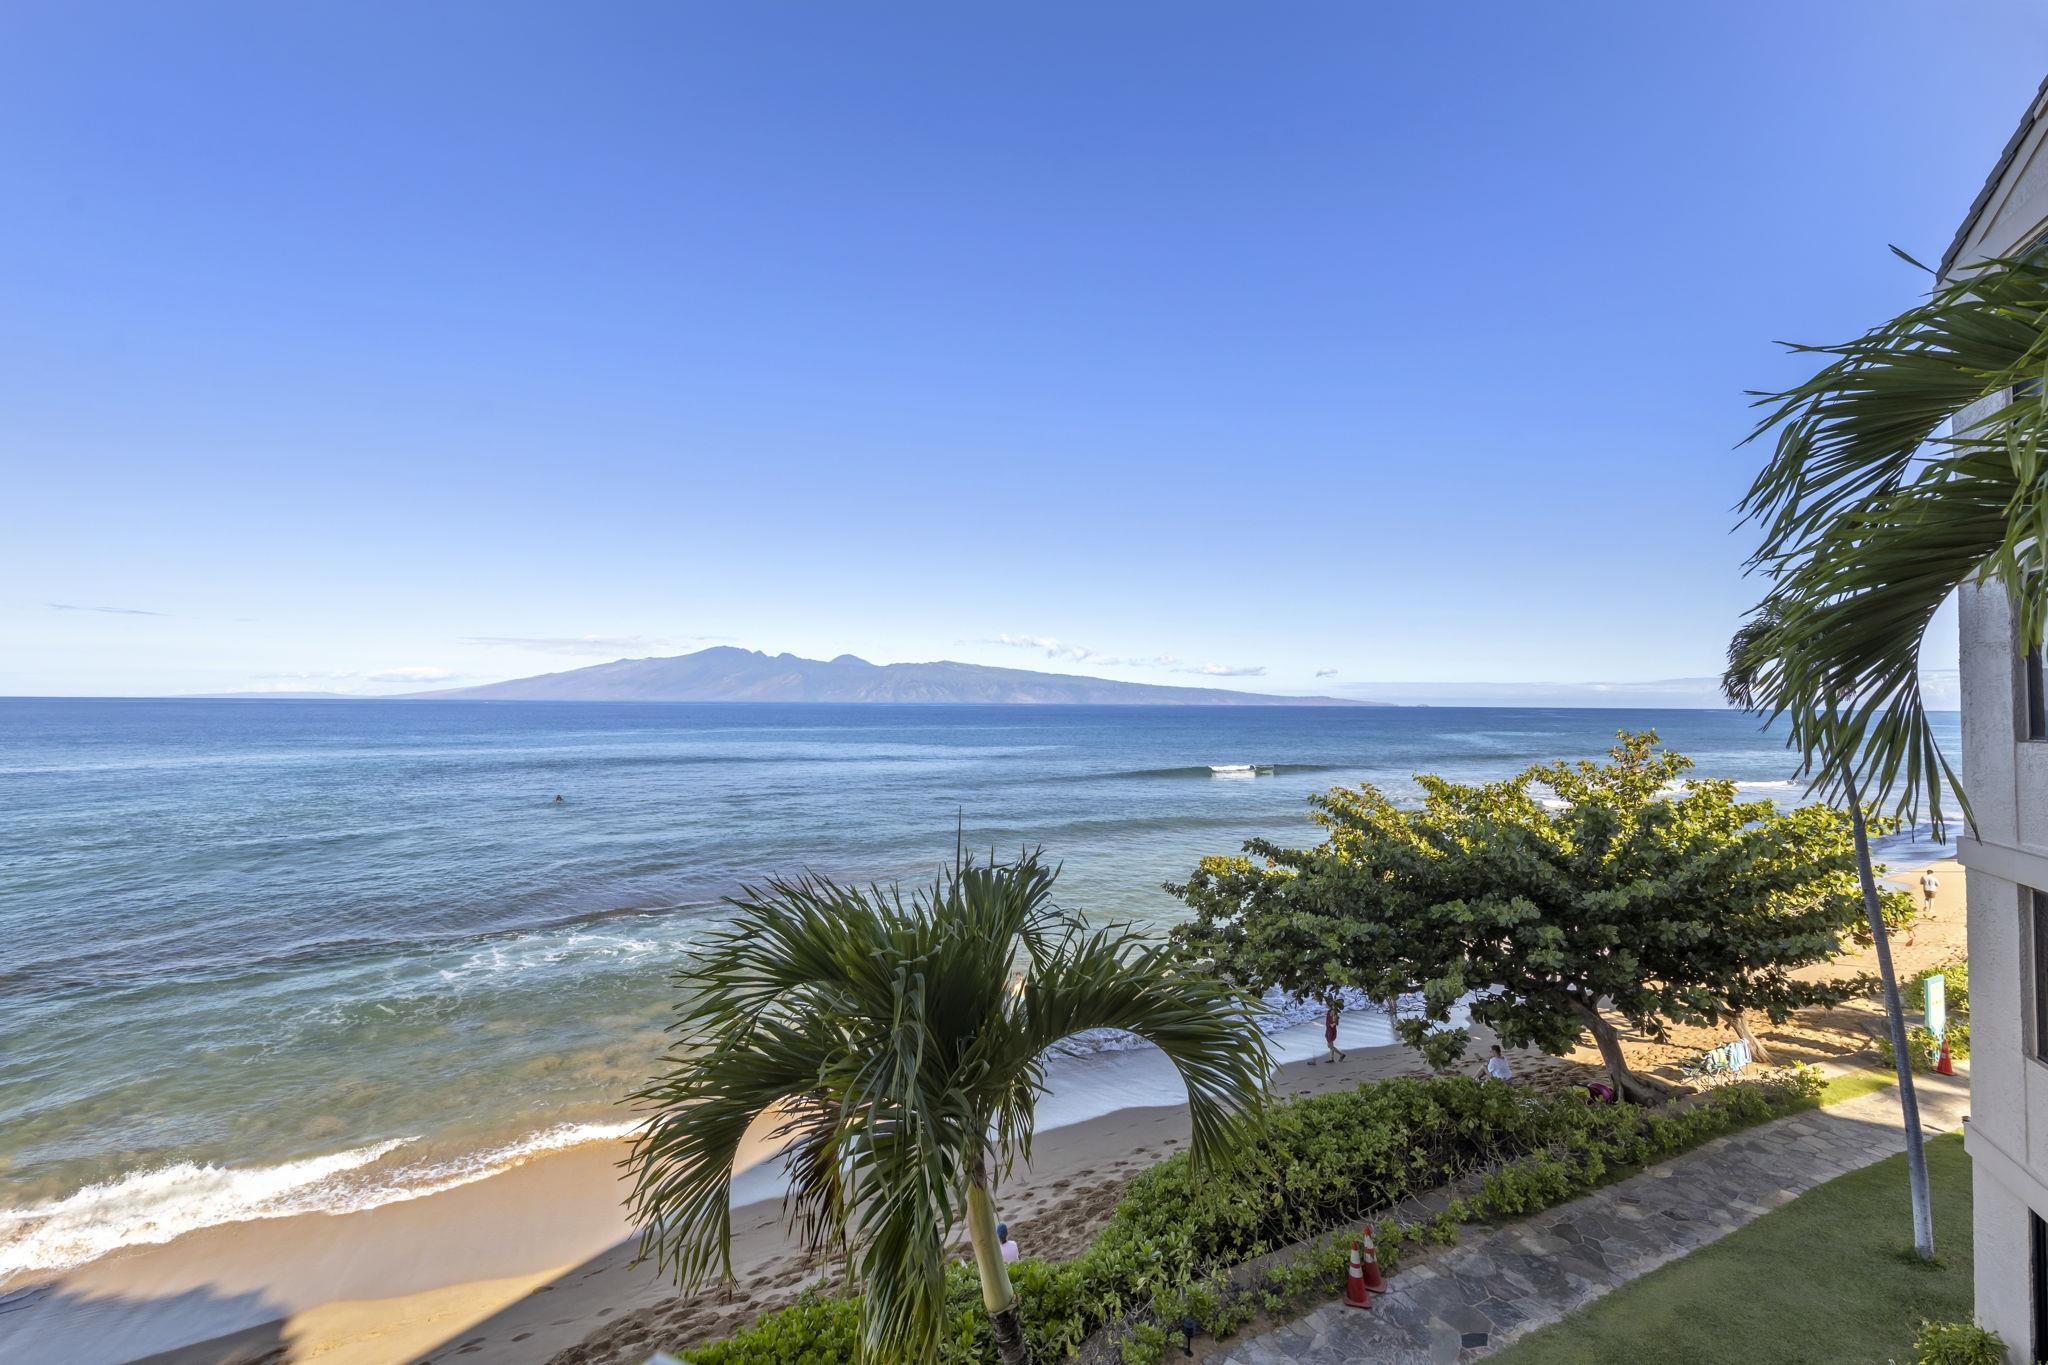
[0,1138,412,1282]
[0,1120,639,1283]
[0,987,1437,1282]
[433,923,674,989]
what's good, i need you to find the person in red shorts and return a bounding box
[1308,1002,1345,1065]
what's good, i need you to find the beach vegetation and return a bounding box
[1911,1319,2008,1365]
[1168,732,1883,1103]
[1876,964,1971,1074]
[680,1069,1821,1363]
[625,848,1270,1365]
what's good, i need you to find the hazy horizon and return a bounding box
[4,640,1966,711]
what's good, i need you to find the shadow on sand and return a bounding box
[0,1279,288,1365]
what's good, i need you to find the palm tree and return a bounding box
[1729,622,1934,1257]
[1730,247,2048,831]
[624,849,1271,1364]
[1720,248,2048,1259]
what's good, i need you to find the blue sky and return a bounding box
[5,3,2044,699]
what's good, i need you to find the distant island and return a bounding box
[401,647,1361,705]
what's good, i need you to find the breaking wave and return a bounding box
[0,1120,636,1283]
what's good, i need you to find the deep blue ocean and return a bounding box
[0,699,1959,1282]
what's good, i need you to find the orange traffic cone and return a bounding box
[1936,1036,1956,1076]
[1344,1240,1371,1309]
[1359,1224,1388,1292]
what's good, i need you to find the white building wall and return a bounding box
[1951,90,2048,1357]
[1957,575,2032,1359]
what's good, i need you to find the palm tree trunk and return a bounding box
[965,1171,1029,1364]
[1841,760,1935,1259]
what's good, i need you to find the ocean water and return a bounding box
[0,699,1959,1283]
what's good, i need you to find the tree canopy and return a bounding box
[1169,733,1893,1102]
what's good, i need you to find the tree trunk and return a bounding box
[966,1171,1029,1365]
[1840,759,1936,1260]
[1573,1002,1664,1106]
[1731,1012,1774,1064]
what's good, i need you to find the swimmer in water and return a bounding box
[554,794,564,804]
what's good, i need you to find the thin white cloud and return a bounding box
[255,666,462,687]
[462,634,726,656]
[367,666,458,683]
[49,602,167,616]
[982,634,1264,678]
[989,634,1181,667]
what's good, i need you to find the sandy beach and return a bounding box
[9,860,1962,1365]
[18,1029,1506,1365]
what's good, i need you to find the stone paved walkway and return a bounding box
[1220,1068,1972,1365]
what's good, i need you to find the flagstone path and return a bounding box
[1219,1068,1972,1365]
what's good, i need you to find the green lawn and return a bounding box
[1819,1065,1897,1107]
[1491,1132,1973,1365]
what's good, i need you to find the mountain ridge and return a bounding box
[404,647,1360,705]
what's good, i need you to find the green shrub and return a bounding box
[681,1070,1822,1363]
[1879,1022,1971,1073]
[1912,1317,2006,1365]
[683,1290,862,1365]
[1915,960,1969,1019]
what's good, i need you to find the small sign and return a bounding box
[1926,974,1947,1040]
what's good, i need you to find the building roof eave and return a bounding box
[1941,74,2048,282]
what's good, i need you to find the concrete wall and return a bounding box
[1957,575,2033,1357]
[1949,85,2048,1362]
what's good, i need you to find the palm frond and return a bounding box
[1732,250,2048,833]
[624,847,1268,1362]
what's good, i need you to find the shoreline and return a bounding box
[7,853,1960,1365]
[10,1019,1513,1365]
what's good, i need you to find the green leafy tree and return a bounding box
[1169,733,1888,1105]
[626,849,1270,1365]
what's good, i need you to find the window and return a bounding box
[2028,647,2047,740]
[2035,889,2048,1063]
[2034,1211,2048,1363]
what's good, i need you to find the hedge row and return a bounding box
[683,1069,1824,1365]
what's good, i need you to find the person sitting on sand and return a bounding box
[1307,1003,1345,1065]
[1483,1044,1513,1083]
[997,1221,1020,1263]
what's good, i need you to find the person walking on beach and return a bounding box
[1919,867,1940,914]
[1484,1044,1513,1083]
[1308,1003,1345,1065]
[997,1222,1020,1264]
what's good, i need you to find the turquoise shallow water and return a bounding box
[0,699,1957,1279]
